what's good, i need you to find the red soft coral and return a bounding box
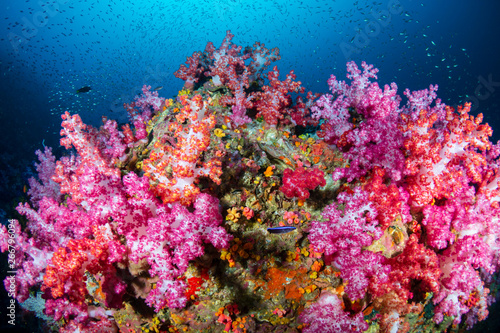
[401,103,492,208]
[42,225,125,323]
[372,234,441,301]
[280,166,325,200]
[363,167,411,230]
[174,51,205,90]
[253,66,304,125]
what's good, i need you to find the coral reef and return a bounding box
[1,31,499,332]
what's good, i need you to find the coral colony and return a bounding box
[1,30,500,332]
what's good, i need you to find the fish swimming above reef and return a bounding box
[76,86,91,93]
[267,226,296,234]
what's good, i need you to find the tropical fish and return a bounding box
[267,226,296,234]
[76,86,91,93]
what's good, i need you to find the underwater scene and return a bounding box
[1,0,500,332]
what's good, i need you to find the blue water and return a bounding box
[1,0,500,219]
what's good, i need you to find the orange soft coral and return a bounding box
[143,94,222,205]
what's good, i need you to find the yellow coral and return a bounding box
[214,128,226,137]
[304,285,317,293]
[165,98,174,107]
[178,88,191,96]
[226,207,241,222]
[220,250,229,260]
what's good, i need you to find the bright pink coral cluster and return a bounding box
[137,192,231,310]
[134,84,165,113]
[53,111,127,204]
[121,85,160,141]
[306,60,500,329]
[363,167,411,230]
[314,61,405,183]
[27,146,61,208]
[174,30,321,127]
[372,234,441,301]
[174,51,205,90]
[0,93,232,330]
[309,187,389,300]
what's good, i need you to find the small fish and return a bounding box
[76,86,91,93]
[154,86,163,91]
[267,226,296,234]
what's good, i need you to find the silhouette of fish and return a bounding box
[76,86,91,93]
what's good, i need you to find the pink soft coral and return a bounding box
[130,192,232,310]
[27,146,61,208]
[308,187,388,299]
[314,61,405,183]
[42,225,126,323]
[180,30,280,126]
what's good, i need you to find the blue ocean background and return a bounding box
[0,0,499,329]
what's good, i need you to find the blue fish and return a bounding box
[267,226,296,234]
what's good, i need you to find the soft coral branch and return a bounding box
[143,94,222,205]
[27,146,61,208]
[253,66,305,125]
